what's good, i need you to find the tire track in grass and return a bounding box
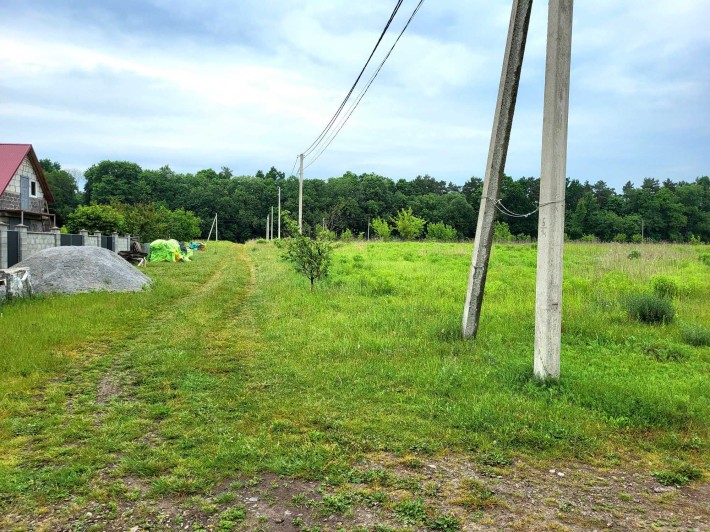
[0,243,257,528]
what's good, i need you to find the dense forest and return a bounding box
[41,159,709,243]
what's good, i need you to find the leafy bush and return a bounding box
[393,208,425,240]
[681,324,710,347]
[651,276,679,299]
[340,228,354,241]
[371,217,391,241]
[317,227,336,241]
[630,233,643,243]
[699,253,710,266]
[282,217,333,291]
[493,221,512,242]
[65,204,125,234]
[652,464,703,486]
[427,221,458,241]
[626,294,675,324]
[613,233,627,243]
[627,249,641,259]
[580,234,597,243]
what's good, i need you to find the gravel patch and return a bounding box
[16,246,151,295]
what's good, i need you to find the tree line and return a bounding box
[41,159,709,243]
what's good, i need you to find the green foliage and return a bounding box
[493,221,512,242]
[643,343,689,363]
[317,227,336,241]
[631,234,643,243]
[650,276,679,299]
[371,217,391,241]
[84,160,146,205]
[626,294,676,324]
[117,203,201,242]
[217,506,246,530]
[613,233,627,243]
[282,218,333,291]
[394,498,427,525]
[681,324,710,347]
[426,221,458,241]
[580,234,597,243]
[429,513,462,531]
[65,204,125,234]
[392,208,425,240]
[627,249,641,259]
[652,464,703,487]
[340,228,354,241]
[44,168,80,226]
[699,253,710,266]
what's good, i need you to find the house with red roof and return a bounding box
[0,144,55,231]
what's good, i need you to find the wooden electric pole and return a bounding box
[534,0,573,380]
[298,153,304,233]
[278,186,281,239]
[462,0,533,339]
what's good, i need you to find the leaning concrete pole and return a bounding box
[534,0,573,380]
[298,153,304,233]
[278,186,281,239]
[462,0,533,339]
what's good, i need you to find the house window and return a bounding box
[30,181,37,197]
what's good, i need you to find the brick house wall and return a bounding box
[0,156,47,214]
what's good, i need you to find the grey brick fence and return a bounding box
[0,223,132,268]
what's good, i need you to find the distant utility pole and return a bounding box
[533,0,573,380]
[266,215,270,240]
[278,186,281,239]
[298,153,304,233]
[271,206,274,241]
[462,0,533,339]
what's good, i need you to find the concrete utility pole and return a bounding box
[278,186,281,239]
[298,153,304,233]
[462,0,533,339]
[215,213,218,242]
[271,206,274,241]
[266,215,270,240]
[534,0,573,380]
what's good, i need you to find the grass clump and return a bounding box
[217,505,246,530]
[429,512,462,531]
[627,249,641,259]
[651,275,680,299]
[652,463,703,487]
[643,343,689,363]
[681,324,710,347]
[626,293,675,324]
[394,498,427,525]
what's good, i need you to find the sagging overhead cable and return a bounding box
[301,0,405,159]
[304,0,426,170]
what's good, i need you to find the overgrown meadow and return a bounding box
[0,241,707,523]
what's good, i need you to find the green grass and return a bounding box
[0,241,708,524]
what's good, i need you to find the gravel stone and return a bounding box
[16,246,151,295]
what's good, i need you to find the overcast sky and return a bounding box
[1,0,708,190]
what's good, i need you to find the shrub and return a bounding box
[371,217,391,241]
[580,234,597,243]
[317,227,336,241]
[613,233,627,243]
[651,276,679,299]
[628,249,641,259]
[630,233,643,243]
[699,253,710,266]
[626,294,675,324]
[680,324,710,347]
[393,208,425,240]
[282,218,333,291]
[652,464,703,487]
[427,221,457,241]
[65,204,125,234]
[493,221,512,242]
[340,228,354,241]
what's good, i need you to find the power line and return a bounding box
[301,0,405,158]
[304,0,426,170]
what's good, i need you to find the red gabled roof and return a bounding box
[0,144,54,203]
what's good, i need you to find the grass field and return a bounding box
[0,241,708,530]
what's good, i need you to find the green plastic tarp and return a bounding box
[147,239,192,262]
